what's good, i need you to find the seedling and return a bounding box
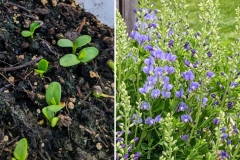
[59,47,99,67]
[42,82,63,127]
[21,22,41,39]
[107,60,114,72]
[12,138,28,160]
[57,35,92,54]
[34,59,49,78]
[93,85,114,99]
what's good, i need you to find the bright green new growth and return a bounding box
[57,35,92,54]
[21,22,41,39]
[42,82,63,127]
[59,47,99,67]
[12,138,28,160]
[45,82,61,105]
[107,60,114,72]
[34,59,49,78]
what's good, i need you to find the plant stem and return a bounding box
[136,127,147,150]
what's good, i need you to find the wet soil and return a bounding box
[0,0,114,159]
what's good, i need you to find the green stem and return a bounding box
[232,143,240,160]
[136,127,148,150]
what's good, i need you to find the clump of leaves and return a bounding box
[34,59,49,78]
[107,60,114,72]
[21,22,41,39]
[59,47,99,67]
[42,82,63,127]
[57,35,92,54]
[12,138,28,160]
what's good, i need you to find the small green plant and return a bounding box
[93,85,114,99]
[34,59,49,78]
[12,138,28,160]
[59,47,99,67]
[57,35,92,54]
[107,60,114,72]
[21,22,41,39]
[42,82,63,127]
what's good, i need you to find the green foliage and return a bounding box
[42,105,62,127]
[57,35,91,54]
[43,82,63,127]
[59,47,99,67]
[21,22,41,39]
[107,60,114,72]
[46,82,61,105]
[34,59,49,78]
[12,138,28,160]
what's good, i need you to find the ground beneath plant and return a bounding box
[0,0,114,159]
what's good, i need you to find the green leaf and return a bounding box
[77,48,87,60]
[13,138,28,160]
[42,107,54,122]
[141,143,149,150]
[34,69,45,74]
[21,31,33,37]
[37,59,48,72]
[50,97,56,105]
[46,82,61,105]
[30,22,40,33]
[78,47,99,63]
[57,39,73,48]
[107,60,114,72]
[74,35,91,49]
[59,54,81,67]
[51,117,59,127]
[47,105,63,113]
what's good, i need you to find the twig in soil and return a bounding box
[76,17,86,34]
[97,99,113,113]
[0,72,14,87]
[76,86,82,98]
[0,56,42,72]
[5,2,30,13]
[38,151,48,160]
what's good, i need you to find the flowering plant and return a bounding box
[116,0,240,160]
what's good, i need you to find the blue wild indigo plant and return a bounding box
[116,0,240,159]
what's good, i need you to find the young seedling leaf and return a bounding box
[77,48,87,60]
[50,97,56,105]
[46,82,61,105]
[30,22,40,33]
[51,117,59,127]
[74,35,91,49]
[107,60,114,72]
[21,31,33,37]
[34,69,45,74]
[78,47,99,63]
[47,105,63,113]
[13,138,28,160]
[60,54,81,67]
[42,107,55,122]
[38,59,48,71]
[57,39,73,48]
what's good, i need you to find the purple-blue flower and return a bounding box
[191,49,196,56]
[202,97,208,106]
[212,118,220,125]
[161,90,171,98]
[132,114,143,125]
[182,70,195,81]
[230,82,238,88]
[151,89,161,99]
[142,65,154,74]
[144,56,155,65]
[177,102,188,112]
[134,137,139,142]
[228,101,233,109]
[221,133,228,140]
[162,82,173,91]
[168,40,174,48]
[221,126,227,133]
[133,152,141,160]
[154,67,164,77]
[138,84,149,94]
[193,60,198,68]
[141,102,150,110]
[180,114,192,123]
[124,153,129,160]
[181,134,189,141]
[184,59,190,67]
[220,150,229,159]
[184,42,190,51]
[154,115,162,123]
[233,126,239,133]
[176,88,184,98]
[207,51,212,57]
[145,117,154,126]
[206,71,214,78]
[116,137,123,142]
[121,144,127,149]
[188,81,200,92]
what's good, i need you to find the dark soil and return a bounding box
[0,0,114,159]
